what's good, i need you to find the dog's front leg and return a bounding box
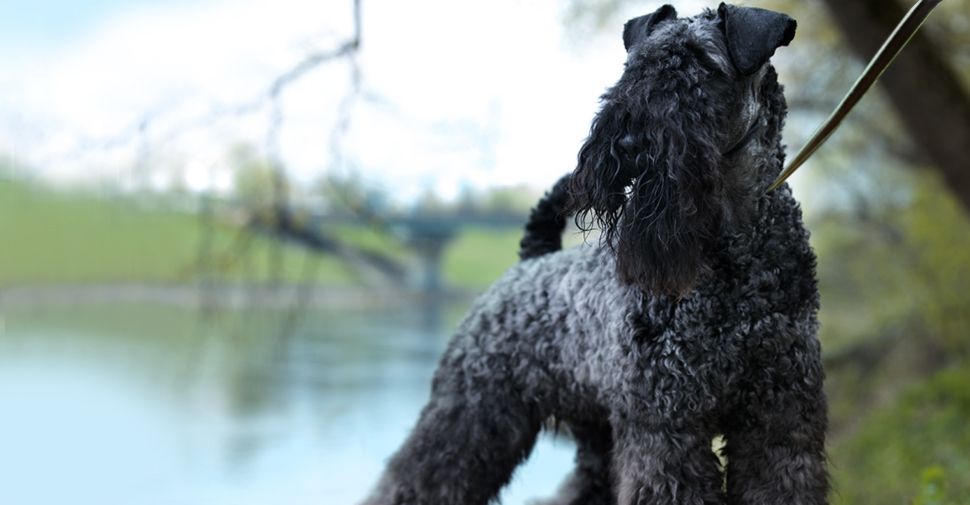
[722,400,828,505]
[722,344,829,505]
[362,339,544,505]
[611,421,724,505]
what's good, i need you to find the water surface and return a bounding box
[0,300,575,505]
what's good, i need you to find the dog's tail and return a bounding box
[518,174,571,261]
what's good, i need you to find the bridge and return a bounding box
[257,208,528,294]
[384,213,528,293]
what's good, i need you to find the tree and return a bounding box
[818,0,970,215]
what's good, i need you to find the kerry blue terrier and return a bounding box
[364,4,828,504]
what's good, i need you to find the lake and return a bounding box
[0,297,575,505]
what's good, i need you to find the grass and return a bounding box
[0,178,522,291]
[1,180,198,286]
[442,227,522,290]
[0,179,365,288]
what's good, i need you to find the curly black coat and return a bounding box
[363,4,828,505]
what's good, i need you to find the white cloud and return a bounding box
[0,0,639,203]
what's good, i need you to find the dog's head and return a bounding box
[568,3,796,298]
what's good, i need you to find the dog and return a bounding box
[363,4,828,504]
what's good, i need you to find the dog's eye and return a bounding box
[722,122,762,157]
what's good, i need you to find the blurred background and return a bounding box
[1,0,969,503]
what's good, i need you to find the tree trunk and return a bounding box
[818,0,970,214]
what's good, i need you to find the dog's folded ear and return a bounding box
[717,3,796,75]
[623,5,677,52]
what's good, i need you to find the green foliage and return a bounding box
[813,169,970,358]
[914,466,951,505]
[230,143,282,214]
[812,168,970,505]
[830,367,970,505]
[903,178,970,357]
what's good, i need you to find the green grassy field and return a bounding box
[1,179,201,286]
[442,227,522,289]
[0,178,521,290]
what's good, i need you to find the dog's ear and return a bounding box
[623,5,677,52]
[717,3,796,75]
[568,99,637,240]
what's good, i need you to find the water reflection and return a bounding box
[0,298,574,505]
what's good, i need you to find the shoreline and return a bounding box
[0,283,481,311]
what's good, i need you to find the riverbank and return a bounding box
[0,283,480,311]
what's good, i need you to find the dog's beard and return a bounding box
[611,161,721,298]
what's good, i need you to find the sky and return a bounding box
[0,0,701,204]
